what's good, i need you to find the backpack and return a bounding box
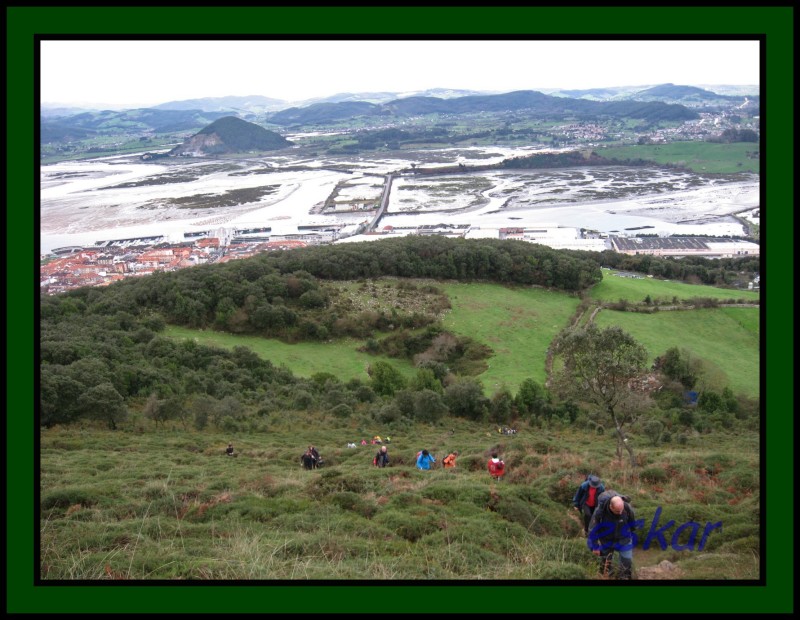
[373,455,378,466]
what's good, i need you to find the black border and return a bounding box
[11,4,793,615]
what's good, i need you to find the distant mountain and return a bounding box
[40,122,96,143]
[152,95,288,114]
[548,87,636,101]
[40,108,232,142]
[626,84,758,108]
[297,88,494,106]
[169,116,293,156]
[269,101,383,125]
[267,89,699,126]
[41,105,100,119]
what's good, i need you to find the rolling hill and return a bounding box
[169,116,293,156]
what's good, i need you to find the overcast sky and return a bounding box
[40,39,760,108]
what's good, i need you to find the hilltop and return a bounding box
[268,89,699,126]
[169,116,293,156]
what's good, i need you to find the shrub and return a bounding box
[643,419,664,446]
[330,491,377,519]
[329,403,353,419]
[537,562,589,580]
[41,488,100,510]
[640,467,668,483]
[220,416,240,434]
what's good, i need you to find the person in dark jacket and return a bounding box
[573,474,605,535]
[300,449,316,470]
[587,491,638,579]
[374,445,390,467]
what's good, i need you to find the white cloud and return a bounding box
[40,39,760,107]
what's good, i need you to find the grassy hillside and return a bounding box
[594,307,759,398]
[590,269,760,304]
[39,417,759,581]
[440,283,579,390]
[163,326,417,383]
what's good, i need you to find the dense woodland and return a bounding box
[39,237,758,432]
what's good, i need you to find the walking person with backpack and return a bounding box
[300,448,316,470]
[573,474,605,536]
[373,445,390,467]
[587,490,638,580]
[487,452,506,480]
[416,449,436,470]
[443,450,458,469]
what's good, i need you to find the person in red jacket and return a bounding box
[487,453,505,480]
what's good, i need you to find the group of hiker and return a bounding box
[227,438,631,579]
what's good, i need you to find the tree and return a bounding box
[552,324,648,469]
[657,347,700,389]
[444,377,488,421]
[368,361,408,397]
[514,377,549,419]
[78,382,127,429]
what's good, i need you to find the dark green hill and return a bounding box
[267,89,699,126]
[171,116,293,155]
[269,101,382,125]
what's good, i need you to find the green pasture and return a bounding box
[440,283,580,393]
[595,306,760,398]
[597,141,759,174]
[163,326,416,383]
[590,269,760,304]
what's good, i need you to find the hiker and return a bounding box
[225,443,235,457]
[308,445,321,468]
[487,453,505,480]
[373,445,390,468]
[573,475,605,536]
[587,490,638,580]
[300,448,316,470]
[443,451,459,469]
[374,436,382,444]
[416,449,436,470]
[385,436,391,444]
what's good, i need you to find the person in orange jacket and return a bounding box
[443,451,459,468]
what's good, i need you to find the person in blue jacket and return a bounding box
[416,449,436,470]
[573,474,605,536]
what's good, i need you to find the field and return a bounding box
[440,283,579,390]
[590,269,760,304]
[597,141,759,174]
[162,326,417,384]
[594,308,759,398]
